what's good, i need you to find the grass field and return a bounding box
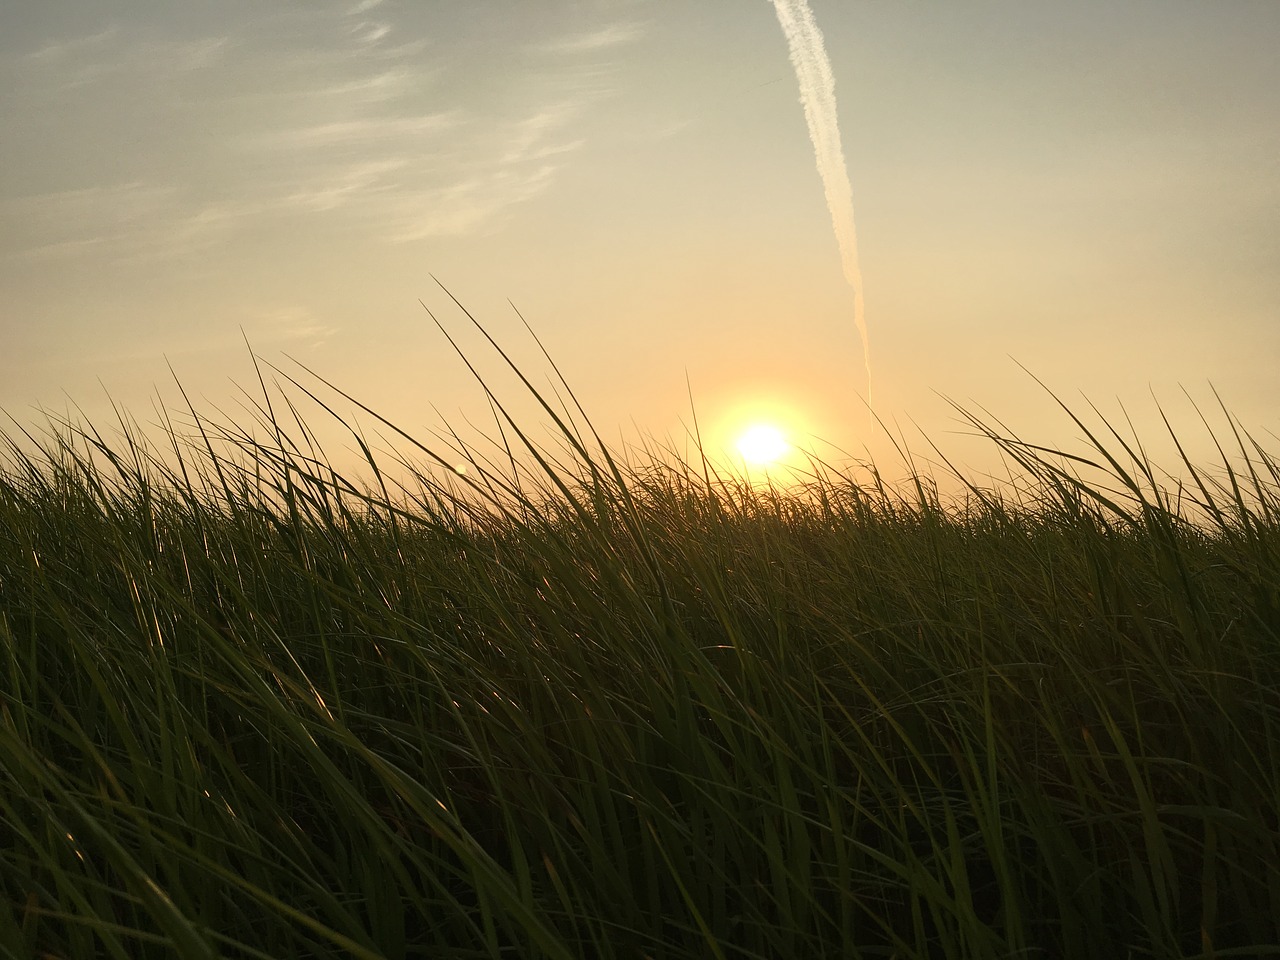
[2,321,1278,958]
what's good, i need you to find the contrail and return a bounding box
[768,0,870,407]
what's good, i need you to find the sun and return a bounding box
[736,423,790,466]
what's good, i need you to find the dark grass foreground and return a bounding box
[1,327,1278,958]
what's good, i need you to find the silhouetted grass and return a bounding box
[1,306,1277,958]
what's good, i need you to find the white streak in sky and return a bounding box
[769,0,870,405]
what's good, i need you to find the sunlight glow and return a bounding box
[736,424,790,466]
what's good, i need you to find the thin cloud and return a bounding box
[284,159,409,212]
[4,0,637,262]
[2,186,267,265]
[540,22,644,55]
[26,27,120,63]
[143,202,262,259]
[501,101,587,163]
[23,29,229,86]
[267,112,458,149]
[390,164,562,241]
[23,28,124,88]
[317,69,419,102]
[6,181,175,221]
[349,21,391,45]
[2,182,176,260]
[266,94,589,239]
[13,236,115,262]
[163,37,230,70]
[254,307,336,348]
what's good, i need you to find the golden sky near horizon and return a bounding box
[2,1,1277,484]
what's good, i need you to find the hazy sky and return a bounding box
[3,1,1278,482]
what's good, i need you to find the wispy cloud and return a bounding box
[501,102,588,163]
[266,112,458,149]
[316,69,420,103]
[284,159,409,212]
[239,3,625,243]
[4,1,641,261]
[389,163,563,241]
[253,307,337,348]
[273,96,590,241]
[49,301,335,372]
[2,182,174,260]
[540,22,644,55]
[348,20,391,45]
[21,27,229,88]
[26,27,120,64]
[1,184,266,265]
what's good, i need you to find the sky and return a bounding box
[2,0,1278,488]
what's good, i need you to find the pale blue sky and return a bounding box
[2,1,1277,480]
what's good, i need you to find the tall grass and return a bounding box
[1,309,1278,958]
